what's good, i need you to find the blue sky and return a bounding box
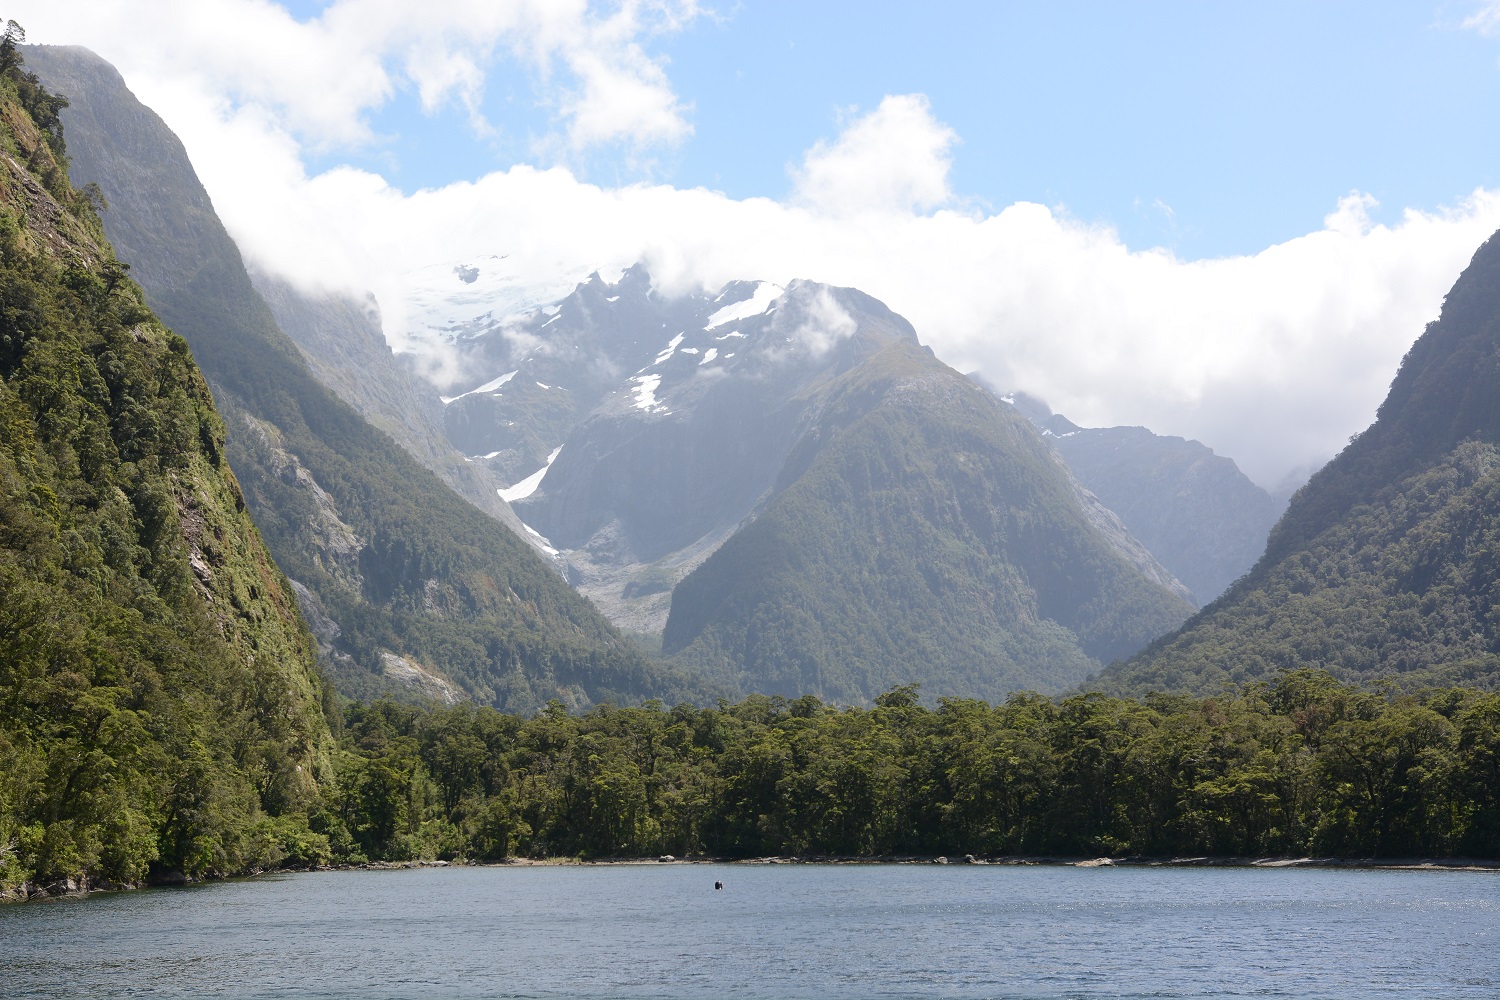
[294,1,1500,259]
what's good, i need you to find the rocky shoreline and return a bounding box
[9,853,1497,904]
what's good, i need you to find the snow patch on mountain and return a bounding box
[498,445,563,503]
[632,373,666,412]
[520,520,559,556]
[700,348,718,365]
[706,282,782,329]
[653,333,685,366]
[441,369,517,404]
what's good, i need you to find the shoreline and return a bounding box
[432,853,1500,872]
[10,853,1498,904]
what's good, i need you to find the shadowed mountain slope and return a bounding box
[992,389,1282,604]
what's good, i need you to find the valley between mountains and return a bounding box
[6,33,1500,894]
[25,45,1280,711]
[29,40,1500,712]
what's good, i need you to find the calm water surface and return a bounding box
[1,864,1496,999]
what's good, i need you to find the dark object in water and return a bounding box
[714,881,724,890]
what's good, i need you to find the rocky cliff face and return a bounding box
[248,269,531,537]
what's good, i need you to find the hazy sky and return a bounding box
[18,1,1500,486]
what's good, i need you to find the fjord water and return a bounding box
[3,865,1496,999]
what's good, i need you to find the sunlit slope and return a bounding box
[663,340,1196,703]
[28,44,690,712]
[0,49,331,890]
[1096,230,1500,696]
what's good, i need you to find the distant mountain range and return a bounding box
[1096,230,1500,696]
[988,388,1284,605]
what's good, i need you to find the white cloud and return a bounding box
[18,2,1500,491]
[222,147,1500,488]
[791,94,957,216]
[774,286,857,360]
[553,1,697,150]
[13,0,697,153]
[1463,2,1500,36]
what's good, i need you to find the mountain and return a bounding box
[1093,229,1500,697]
[24,46,1200,708]
[411,261,709,484]
[447,273,1189,702]
[991,389,1283,604]
[26,44,686,713]
[247,269,529,535]
[640,289,1194,702]
[0,45,331,894]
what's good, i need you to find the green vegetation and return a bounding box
[1101,443,1500,696]
[27,44,691,713]
[313,670,1500,862]
[1099,230,1500,698]
[8,35,1499,905]
[665,342,1194,703]
[0,44,332,895]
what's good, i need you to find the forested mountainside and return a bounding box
[993,389,1283,604]
[1094,230,1500,697]
[26,44,690,712]
[657,315,1196,704]
[0,43,332,895]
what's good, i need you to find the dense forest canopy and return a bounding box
[308,669,1500,864]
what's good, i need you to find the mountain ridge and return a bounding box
[984,386,1283,604]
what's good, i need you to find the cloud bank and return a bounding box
[17,1,1500,488]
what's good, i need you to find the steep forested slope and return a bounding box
[663,337,1195,704]
[27,44,687,712]
[1095,230,1500,696]
[0,42,332,895]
